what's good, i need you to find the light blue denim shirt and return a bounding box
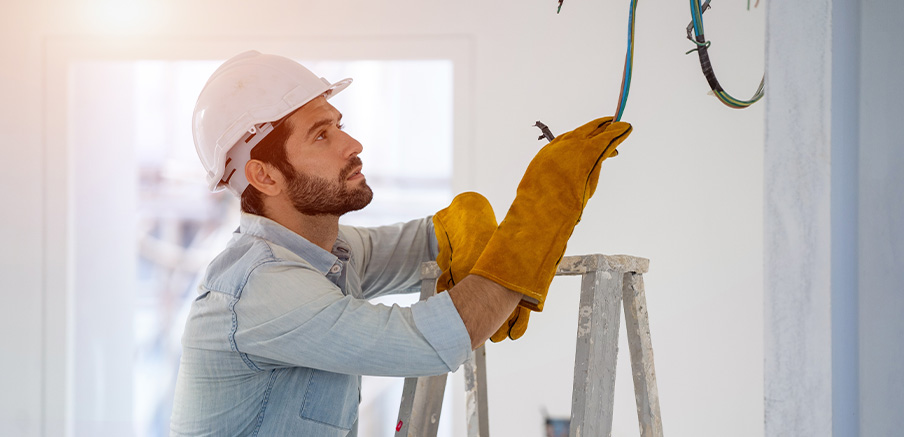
[170,213,471,436]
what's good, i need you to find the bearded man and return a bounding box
[170,51,632,436]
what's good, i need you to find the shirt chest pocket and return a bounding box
[299,369,359,430]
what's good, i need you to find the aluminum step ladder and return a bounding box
[395,254,663,437]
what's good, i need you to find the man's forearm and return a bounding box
[447,275,522,350]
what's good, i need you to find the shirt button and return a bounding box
[329,264,341,274]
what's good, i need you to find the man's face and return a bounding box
[280,96,373,216]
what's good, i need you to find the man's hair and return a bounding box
[240,114,297,216]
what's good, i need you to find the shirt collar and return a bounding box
[238,212,350,275]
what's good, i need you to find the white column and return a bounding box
[764,0,860,435]
[859,1,904,435]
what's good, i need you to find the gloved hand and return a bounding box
[434,192,539,342]
[490,306,531,342]
[471,117,633,312]
[433,192,498,293]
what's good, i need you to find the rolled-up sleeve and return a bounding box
[409,292,471,371]
[233,260,469,377]
[340,217,439,299]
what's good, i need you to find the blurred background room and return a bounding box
[1,0,902,436]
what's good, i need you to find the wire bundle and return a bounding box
[554,0,763,119]
[688,0,765,108]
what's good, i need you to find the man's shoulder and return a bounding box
[201,233,316,296]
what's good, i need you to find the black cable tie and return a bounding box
[694,34,724,92]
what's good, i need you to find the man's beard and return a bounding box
[284,157,373,216]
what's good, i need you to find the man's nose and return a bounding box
[341,131,363,158]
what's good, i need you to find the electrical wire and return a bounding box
[556,0,638,122]
[688,0,765,109]
[613,0,639,122]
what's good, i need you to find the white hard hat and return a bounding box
[192,50,352,196]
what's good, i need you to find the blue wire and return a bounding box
[691,0,704,37]
[614,0,637,122]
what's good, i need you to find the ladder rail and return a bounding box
[463,345,490,436]
[395,277,448,437]
[570,269,624,437]
[622,272,663,436]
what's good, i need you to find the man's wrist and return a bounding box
[448,275,521,349]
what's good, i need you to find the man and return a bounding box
[170,50,631,436]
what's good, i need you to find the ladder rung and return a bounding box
[419,254,649,280]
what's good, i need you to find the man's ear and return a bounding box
[245,159,282,196]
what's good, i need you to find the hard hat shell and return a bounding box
[192,50,352,196]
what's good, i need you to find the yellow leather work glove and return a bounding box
[433,192,498,293]
[471,117,633,312]
[434,192,535,342]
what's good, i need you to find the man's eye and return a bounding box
[315,124,343,141]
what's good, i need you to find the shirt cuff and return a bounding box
[425,215,439,261]
[410,292,470,371]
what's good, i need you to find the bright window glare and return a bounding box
[73,59,454,437]
[86,0,152,33]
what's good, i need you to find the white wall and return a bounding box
[764,0,904,436]
[859,0,904,435]
[763,0,853,435]
[1,1,766,436]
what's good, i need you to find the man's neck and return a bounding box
[265,203,340,252]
